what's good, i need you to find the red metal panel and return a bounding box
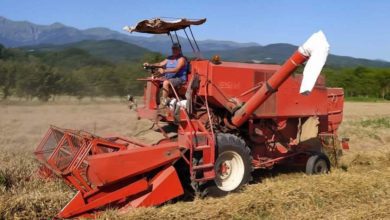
[145,80,159,109]
[232,51,308,126]
[193,60,281,108]
[327,88,344,132]
[251,74,328,117]
[274,75,328,117]
[210,65,256,98]
[253,71,277,115]
[86,143,181,186]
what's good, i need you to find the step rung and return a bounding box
[192,176,215,182]
[194,145,211,151]
[193,163,214,170]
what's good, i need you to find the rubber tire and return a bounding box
[201,133,252,197]
[305,153,331,175]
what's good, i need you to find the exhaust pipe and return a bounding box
[231,31,330,127]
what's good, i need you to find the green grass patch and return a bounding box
[359,117,390,128]
[345,96,390,102]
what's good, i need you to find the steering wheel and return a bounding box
[143,65,164,77]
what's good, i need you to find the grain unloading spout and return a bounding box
[231,31,330,127]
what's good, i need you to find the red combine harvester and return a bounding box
[34,18,348,218]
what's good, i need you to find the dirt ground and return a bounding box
[339,102,390,150]
[0,101,389,219]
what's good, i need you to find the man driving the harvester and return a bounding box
[143,43,187,107]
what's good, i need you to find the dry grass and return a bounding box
[0,101,389,219]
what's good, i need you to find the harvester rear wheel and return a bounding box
[201,133,252,197]
[305,153,330,175]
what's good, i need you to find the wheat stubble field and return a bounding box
[0,101,389,219]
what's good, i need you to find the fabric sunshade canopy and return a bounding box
[123,18,206,34]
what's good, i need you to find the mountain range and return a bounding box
[1,16,390,67]
[0,16,257,53]
[24,39,151,62]
[202,44,390,67]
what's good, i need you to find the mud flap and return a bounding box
[58,166,184,218]
[58,178,149,218]
[130,166,184,207]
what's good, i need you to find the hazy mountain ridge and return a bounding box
[202,43,390,67]
[23,39,151,62]
[1,16,390,67]
[0,16,260,53]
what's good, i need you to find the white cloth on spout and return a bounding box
[298,30,330,94]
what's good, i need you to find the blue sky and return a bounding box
[1,0,389,60]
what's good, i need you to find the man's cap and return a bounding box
[171,43,181,49]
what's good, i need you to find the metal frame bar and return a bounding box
[174,31,181,46]
[183,28,196,54]
[189,26,201,52]
[167,32,174,44]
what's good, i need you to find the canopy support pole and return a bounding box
[167,32,175,44]
[183,28,196,54]
[189,26,201,53]
[174,31,181,47]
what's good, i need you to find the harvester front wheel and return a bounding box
[305,153,330,175]
[201,133,252,197]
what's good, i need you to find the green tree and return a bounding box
[15,60,60,101]
[376,69,390,99]
[0,60,17,99]
[142,52,165,64]
[0,44,5,59]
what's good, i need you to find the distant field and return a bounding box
[0,101,389,219]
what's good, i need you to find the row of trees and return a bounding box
[0,44,164,101]
[324,66,390,99]
[0,44,389,101]
[0,59,59,101]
